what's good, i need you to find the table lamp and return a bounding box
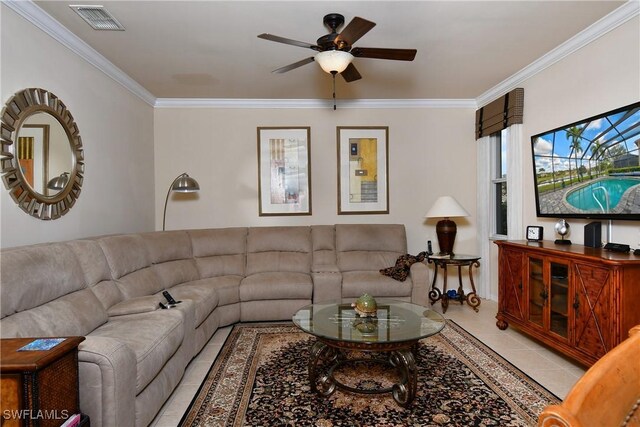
[163,172,200,231]
[425,196,470,255]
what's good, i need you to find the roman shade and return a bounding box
[475,88,524,139]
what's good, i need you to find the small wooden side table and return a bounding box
[427,254,481,313]
[0,336,87,427]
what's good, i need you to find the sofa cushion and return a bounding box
[161,282,219,327]
[246,226,312,275]
[65,240,124,310]
[65,240,112,285]
[336,224,407,272]
[190,228,247,277]
[312,225,337,267]
[1,243,86,318]
[116,267,164,300]
[240,272,312,301]
[89,310,184,394]
[0,289,108,337]
[141,231,192,264]
[152,259,199,289]
[179,276,242,307]
[98,234,151,279]
[341,271,413,299]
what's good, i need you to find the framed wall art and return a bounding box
[337,126,389,214]
[257,127,311,216]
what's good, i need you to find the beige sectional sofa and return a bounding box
[0,224,429,427]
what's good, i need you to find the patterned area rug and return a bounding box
[180,321,559,426]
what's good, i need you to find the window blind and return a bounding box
[475,88,524,139]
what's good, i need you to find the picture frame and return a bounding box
[257,127,311,216]
[337,126,389,214]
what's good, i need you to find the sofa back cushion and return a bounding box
[0,243,108,337]
[97,234,162,299]
[336,224,407,272]
[311,225,337,267]
[190,228,247,278]
[65,240,123,310]
[98,234,151,278]
[0,289,107,337]
[246,226,312,275]
[1,243,86,317]
[141,231,199,289]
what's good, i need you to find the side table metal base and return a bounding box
[427,256,481,314]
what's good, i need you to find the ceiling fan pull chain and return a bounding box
[332,72,337,110]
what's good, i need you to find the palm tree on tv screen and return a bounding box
[566,126,583,183]
[590,140,601,177]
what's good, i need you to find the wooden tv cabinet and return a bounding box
[495,240,640,366]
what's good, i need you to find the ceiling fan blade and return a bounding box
[334,17,376,47]
[258,33,321,51]
[351,47,417,61]
[341,63,362,82]
[272,57,315,74]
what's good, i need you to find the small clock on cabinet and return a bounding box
[526,226,544,242]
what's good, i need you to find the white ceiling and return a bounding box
[33,1,625,100]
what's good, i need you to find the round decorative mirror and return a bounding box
[0,88,84,220]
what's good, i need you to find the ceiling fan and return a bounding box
[258,13,417,83]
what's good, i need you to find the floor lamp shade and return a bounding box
[425,196,470,255]
[163,173,200,231]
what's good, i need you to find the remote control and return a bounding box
[162,290,181,305]
[427,240,433,255]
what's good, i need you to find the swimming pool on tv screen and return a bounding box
[566,178,640,212]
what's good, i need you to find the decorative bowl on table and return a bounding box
[352,294,378,317]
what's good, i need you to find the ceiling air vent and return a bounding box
[69,5,125,31]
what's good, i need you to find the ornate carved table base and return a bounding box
[427,255,481,314]
[308,339,418,407]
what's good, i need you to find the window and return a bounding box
[491,129,508,237]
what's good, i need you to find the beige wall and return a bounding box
[521,17,640,245]
[0,6,155,248]
[154,107,477,255]
[488,17,640,298]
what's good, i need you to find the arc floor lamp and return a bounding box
[162,173,200,231]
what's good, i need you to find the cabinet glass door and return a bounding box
[549,262,569,338]
[528,258,544,327]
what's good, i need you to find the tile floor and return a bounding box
[150,299,586,426]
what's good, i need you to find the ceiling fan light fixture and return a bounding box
[315,50,354,74]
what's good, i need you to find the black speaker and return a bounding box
[584,222,602,248]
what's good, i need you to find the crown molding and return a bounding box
[7,0,636,111]
[476,0,640,108]
[154,98,477,109]
[3,0,157,106]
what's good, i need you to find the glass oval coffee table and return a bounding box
[292,299,445,407]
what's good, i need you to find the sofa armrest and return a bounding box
[107,296,160,317]
[312,265,342,303]
[410,261,430,306]
[78,336,137,427]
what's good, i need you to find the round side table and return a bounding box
[427,254,481,313]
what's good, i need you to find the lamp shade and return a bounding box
[425,196,470,219]
[47,172,70,191]
[315,50,354,74]
[171,174,200,193]
[163,173,200,231]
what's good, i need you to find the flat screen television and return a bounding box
[531,101,640,220]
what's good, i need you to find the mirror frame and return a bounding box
[1,88,84,220]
